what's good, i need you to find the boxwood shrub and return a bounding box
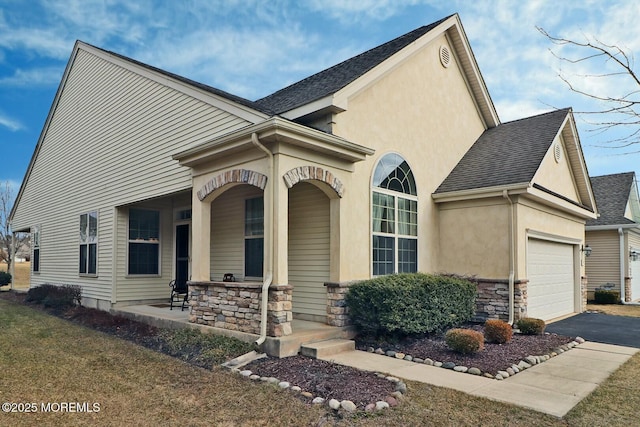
[26,284,82,311]
[445,328,484,354]
[345,273,476,337]
[594,289,619,304]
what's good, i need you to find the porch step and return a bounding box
[300,339,355,359]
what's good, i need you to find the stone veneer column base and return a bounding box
[624,276,632,302]
[188,281,293,337]
[324,281,356,327]
[581,276,589,308]
[471,278,528,322]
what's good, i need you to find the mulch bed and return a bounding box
[246,355,397,407]
[356,324,575,375]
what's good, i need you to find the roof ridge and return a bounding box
[499,107,571,126]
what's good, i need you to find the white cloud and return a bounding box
[305,0,422,22]
[0,113,24,132]
[0,68,63,87]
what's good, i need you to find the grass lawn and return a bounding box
[1,299,640,426]
[587,303,640,318]
[0,261,30,290]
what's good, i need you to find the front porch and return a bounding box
[112,303,356,357]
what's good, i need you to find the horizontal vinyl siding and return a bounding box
[585,230,621,292]
[288,183,330,318]
[11,49,252,302]
[115,193,191,302]
[211,186,263,281]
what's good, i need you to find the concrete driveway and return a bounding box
[547,312,640,348]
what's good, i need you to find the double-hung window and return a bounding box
[128,208,160,275]
[244,197,264,278]
[79,211,98,275]
[372,153,418,275]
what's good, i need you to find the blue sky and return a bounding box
[2,0,639,195]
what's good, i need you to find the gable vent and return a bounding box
[554,142,562,163]
[439,45,451,68]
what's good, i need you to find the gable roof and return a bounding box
[587,172,637,227]
[435,108,571,193]
[90,44,274,116]
[255,16,452,115]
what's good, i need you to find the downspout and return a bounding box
[502,190,515,325]
[252,132,274,345]
[618,227,633,305]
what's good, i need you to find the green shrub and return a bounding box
[445,328,484,354]
[516,317,546,335]
[26,284,59,303]
[484,319,513,344]
[345,273,477,336]
[594,289,619,304]
[0,271,11,285]
[27,284,82,310]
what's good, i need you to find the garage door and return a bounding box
[527,239,575,321]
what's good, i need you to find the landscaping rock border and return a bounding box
[223,353,406,413]
[366,336,586,380]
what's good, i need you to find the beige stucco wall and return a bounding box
[331,33,487,280]
[438,198,510,278]
[533,135,581,204]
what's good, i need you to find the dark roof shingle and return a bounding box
[255,16,452,114]
[435,108,571,193]
[587,172,636,226]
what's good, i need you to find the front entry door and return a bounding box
[175,223,190,285]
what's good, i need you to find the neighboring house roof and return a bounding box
[435,108,571,193]
[255,15,452,114]
[587,172,637,227]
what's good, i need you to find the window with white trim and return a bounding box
[79,211,98,275]
[128,208,160,275]
[372,153,418,275]
[32,225,40,273]
[244,197,264,278]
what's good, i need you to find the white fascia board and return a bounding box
[80,42,269,124]
[586,224,640,231]
[526,186,597,219]
[280,95,345,120]
[431,182,530,203]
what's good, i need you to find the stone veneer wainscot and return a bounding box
[188,281,293,337]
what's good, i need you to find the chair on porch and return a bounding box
[169,278,189,311]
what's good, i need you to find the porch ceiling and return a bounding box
[173,117,374,168]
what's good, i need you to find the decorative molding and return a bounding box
[197,169,267,201]
[283,166,344,197]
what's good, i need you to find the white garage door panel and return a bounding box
[527,239,575,321]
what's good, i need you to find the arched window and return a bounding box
[372,153,418,275]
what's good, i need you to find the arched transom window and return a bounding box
[372,153,418,275]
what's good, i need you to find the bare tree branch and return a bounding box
[538,26,640,151]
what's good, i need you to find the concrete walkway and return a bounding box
[319,341,638,417]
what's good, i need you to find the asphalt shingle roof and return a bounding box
[587,172,636,226]
[435,108,571,193]
[255,15,452,114]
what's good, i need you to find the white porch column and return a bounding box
[191,196,211,281]
[272,161,288,285]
